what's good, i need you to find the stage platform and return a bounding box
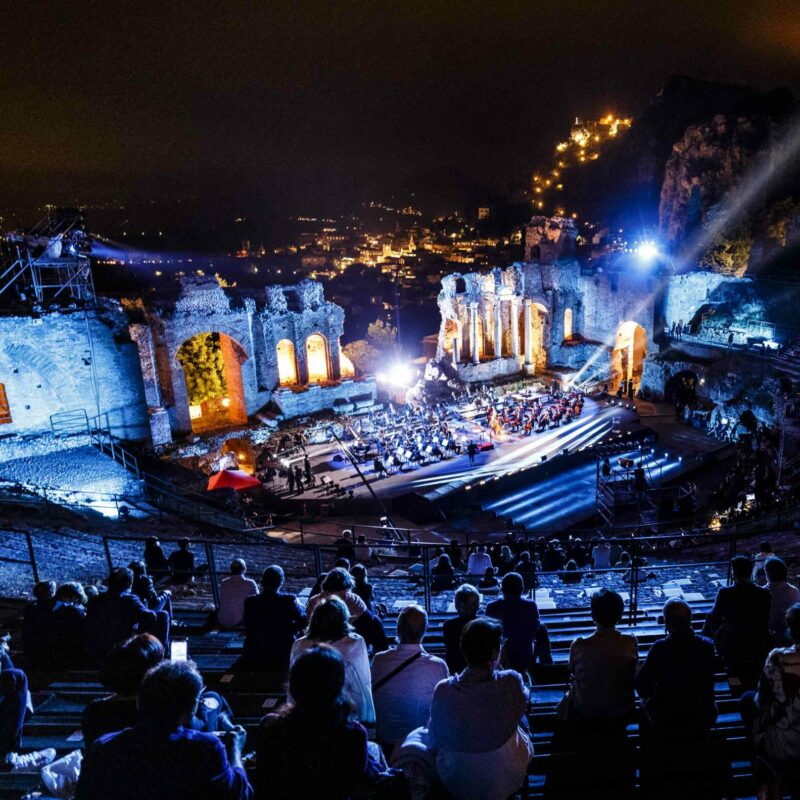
[290,396,645,511]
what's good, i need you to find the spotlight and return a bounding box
[636,240,659,263]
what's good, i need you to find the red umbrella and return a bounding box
[207,469,261,492]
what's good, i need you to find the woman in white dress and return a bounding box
[290,596,375,725]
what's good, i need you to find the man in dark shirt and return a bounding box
[703,555,771,690]
[21,581,58,671]
[637,597,717,735]
[241,565,305,675]
[76,660,252,800]
[85,569,160,667]
[486,572,552,674]
[168,538,196,585]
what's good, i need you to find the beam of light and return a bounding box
[675,112,800,273]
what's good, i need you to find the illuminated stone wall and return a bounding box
[0,303,148,439]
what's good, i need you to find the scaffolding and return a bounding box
[596,450,661,529]
[0,209,95,307]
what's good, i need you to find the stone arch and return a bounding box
[276,339,298,386]
[176,331,248,433]
[611,321,647,391]
[564,308,573,341]
[664,369,699,406]
[305,332,330,383]
[519,301,549,371]
[455,276,467,294]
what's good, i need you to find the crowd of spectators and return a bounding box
[3,539,800,799]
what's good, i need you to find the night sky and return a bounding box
[1,1,798,215]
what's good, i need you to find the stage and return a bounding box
[290,396,645,511]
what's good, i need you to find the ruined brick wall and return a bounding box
[0,305,148,439]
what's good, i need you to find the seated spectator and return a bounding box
[143,536,170,580]
[290,598,375,725]
[496,545,516,575]
[447,539,465,570]
[616,551,632,569]
[85,568,163,667]
[765,557,800,646]
[568,588,638,727]
[168,538,204,585]
[217,559,258,628]
[467,545,493,578]
[21,580,57,671]
[430,553,456,591]
[753,541,774,586]
[542,540,565,573]
[258,646,382,800]
[305,567,367,621]
[636,598,717,737]
[77,660,252,799]
[350,564,375,611]
[567,538,590,568]
[334,530,356,563]
[428,619,532,800]
[128,561,173,618]
[371,605,448,753]
[50,582,87,669]
[622,555,651,584]
[592,539,612,570]
[241,565,305,675]
[703,555,771,690]
[354,535,379,564]
[0,660,55,773]
[478,566,500,591]
[513,551,537,593]
[443,584,480,674]
[82,633,164,747]
[559,560,583,584]
[486,572,552,674]
[741,603,800,799]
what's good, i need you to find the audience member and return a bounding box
[443,584,480,674]
[513,551,537,593]
[0,660,55,772]
[168,538,202,585]
[371,605,448,752]
[128,561,173,620]
[559,560,583,584]
[217,559,258,628]
[486,572,552,674]
[290,598,375,725]
[241,565,305,675]
[478,567,500,591]
[21,580,57,671]
[353,535,377,564]
[258,646,382,799]
[636,598,717,736]
[703,555,771,690]
[350,564,375,611]
[77,660,252,799]
[753,541,774,586]
[568,588,638,727]
[428,618,532,800]
[741,603,800,798]
[82,633,164,747]
[85,568,164,667]
[542,541,565,573]
[496,545,516,575]
[50,582,87,669]
[467,545,493,578]
[431,553,456,591]
[592,539,612,570]
[143,537,170,580]
[765,558,800,646]
[305,567,367,621]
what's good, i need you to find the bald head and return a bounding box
[396,604,428,644]
[663,597,692,633]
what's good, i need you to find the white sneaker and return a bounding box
[7,748,57,771]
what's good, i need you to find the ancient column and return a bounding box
[452,329,461,364]
[470,303,479,364]
[511,298,520,358]
[494,300,503,359]
[524,299,533,367]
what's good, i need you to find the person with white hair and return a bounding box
[371,605,448,753]
[443,584,481,674]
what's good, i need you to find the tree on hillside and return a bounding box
[367,319,397,348]
[342,339,380,375]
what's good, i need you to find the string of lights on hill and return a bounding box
[531,114,633,237]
